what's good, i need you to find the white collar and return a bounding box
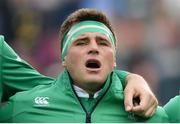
[73,85,102,98]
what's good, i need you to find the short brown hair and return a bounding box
[59,8,116,51]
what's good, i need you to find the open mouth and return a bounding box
[85,59,101,69]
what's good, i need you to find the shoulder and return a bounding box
[9,84,56,110]
[0,84,55,122]
[0,35,4,54]
[148,106,169,122]
[0,35,19,59]
[138,106,169,123]
[164,95,180,109]
[0,35,4,43]
[112,69,130,88]
[113,69,130,79]
[10,84,54,103]
[107,71,124,96]
[164,95,180,122]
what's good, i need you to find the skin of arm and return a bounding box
[124,73,158,117]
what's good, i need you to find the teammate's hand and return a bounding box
[124,74,158,117]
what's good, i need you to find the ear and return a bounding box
[113,55,117,68]
[62,61,66,67]
[62,56,67,67]
[113,62,117,68]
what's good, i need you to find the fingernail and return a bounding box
[126,106,131,111]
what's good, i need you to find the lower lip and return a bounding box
[86,67,101,72]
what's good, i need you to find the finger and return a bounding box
[144,98,157,117]
[138,92,151,111]
[131,94,157,117]
[131,94,147,112]
[130,105,145,117]
[145,100,157,117]
[140,92,158,115]
[124,88,134,111]
[144,103,157,117]
[133,97,140,107]
[150,106,157,117]
[131,104,144,113]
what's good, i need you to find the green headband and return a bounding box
[61,20,116,60]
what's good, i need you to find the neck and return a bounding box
[73,85,102,98]
[73,82,103,95]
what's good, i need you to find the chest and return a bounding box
[11,89,136,123]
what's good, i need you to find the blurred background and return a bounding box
[0,0,179,105]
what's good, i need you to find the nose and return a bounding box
[88,40,99,55]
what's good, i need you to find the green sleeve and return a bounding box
[113,69,129,89]
[164,95,180,122]
[146,106,169,122]
[0,35,54,102]
[135,106,169,123]
[0,100,13,122]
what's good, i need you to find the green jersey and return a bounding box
[0,35,54,102]
[164,95,180,122]
[0,70,169,123]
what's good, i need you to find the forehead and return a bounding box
[76,32,109,39]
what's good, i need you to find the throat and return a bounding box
[73,85,101,98]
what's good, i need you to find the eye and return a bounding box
[75,40,88,46]
[98,40,110,46]
[99,41,108,46]
[97,37,111,46]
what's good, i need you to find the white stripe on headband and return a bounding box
[62,25,114,55]
[61,21,116,60]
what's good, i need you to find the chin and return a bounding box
[85,77,106,85]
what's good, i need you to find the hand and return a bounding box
[124,73,158,117]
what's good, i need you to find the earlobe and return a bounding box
[62,56,67,67]
[113,62,117,68]
[62,61,66,67]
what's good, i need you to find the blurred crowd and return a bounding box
[0,0,179,105]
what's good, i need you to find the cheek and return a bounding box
[104,50,116,66]
[65,49,84,69]
[66,55,77,67]
[66,49,80,62]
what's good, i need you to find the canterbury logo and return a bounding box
[34,97,49,106]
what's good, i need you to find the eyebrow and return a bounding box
[74,36,88,42]
[73,34,110,44]
[77,33,109,39]
[96,36,109,40]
